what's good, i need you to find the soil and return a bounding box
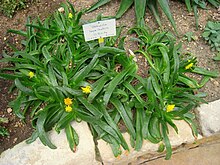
[0,0,219,154]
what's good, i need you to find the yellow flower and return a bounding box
[64,97,73,106]
[185,63,193,70]
[28,71,35,78]
[65,105,72,112]
[98,38,104,44]
[68,13,73,19]
[81,86,92,94]
[166,104,175,112]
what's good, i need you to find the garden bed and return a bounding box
[0,0,219,156]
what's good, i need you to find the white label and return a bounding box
[82,19,116,41]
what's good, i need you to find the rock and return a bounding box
[13,138,18,143]
[0,121,100,165]
[7,108,12,113]
[196,99,220,136]
[58,7,64,13]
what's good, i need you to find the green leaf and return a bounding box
[134,0,147,27]
[136,50,159,72]
[103,64,135,106]
[193,3,199,29]
[7,29,27,37]
[26,131,38,144]
[73,54,99,85]
[95,100,129,150]
[157,0,177,33]
[0,73,22,80]
[159,46,170,84]
[48,66,58,86]
[161,122,172,160]
[9,92,25,119]
[98,46,126,54]
[147,0,162,27]
[110,98,136,139]
[123,81,146,106]
[65,123,79,152]
[171,44,180,84]
[75,109,122,144]
[185,0,192,12]
[151,70,162,97]
[77,97,103,118]
[55,112,75,133]
[116,0,134,19]
[15,78,34,95]
[36,110,57,149]
[208,0,220,7]
[88,75,108,102]
[42,46,53,64]
[184,117,198,138]
[87,0,111,13]
[157,143,165,152]
[135,108,143,151]
[61,86,82,96]
[142,113,161,143]
[15,51,43,67]
[169,103,194,117]
[192,67,219,78]
[149,116,162,140]
[178,75,198,88]
[213,53,220,61]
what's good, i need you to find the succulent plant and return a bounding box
[202,21,220,52]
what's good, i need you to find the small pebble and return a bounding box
[58,7,64,13]
[7,108,13,113]
[214,81,219,87]
[13,138,18,143]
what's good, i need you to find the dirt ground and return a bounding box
[0,0,219,154]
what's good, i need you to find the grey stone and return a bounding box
[0,121,100,165]
[196,99,220,136]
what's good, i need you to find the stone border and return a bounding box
[1,99,219,165]
[195,99,220,136]
[0,121,100,165]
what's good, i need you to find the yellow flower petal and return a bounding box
[98,38,104,44]
[185,63,193,70]
[81,86,92,94]
[166,104,175,112]
[68,13,73,19]
[65,105,72,112]
[64,97,73,106]
[28,71,34,78]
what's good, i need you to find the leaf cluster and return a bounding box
[0,2,138,153]
[0,0,35,18]
[202,21,220,51]
[87,0,177,32]
[87,0,219,32]
[128,27,218,159]
[179,0,220,29]
[0,117,9,137]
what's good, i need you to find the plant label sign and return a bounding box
[83,19,116,41]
